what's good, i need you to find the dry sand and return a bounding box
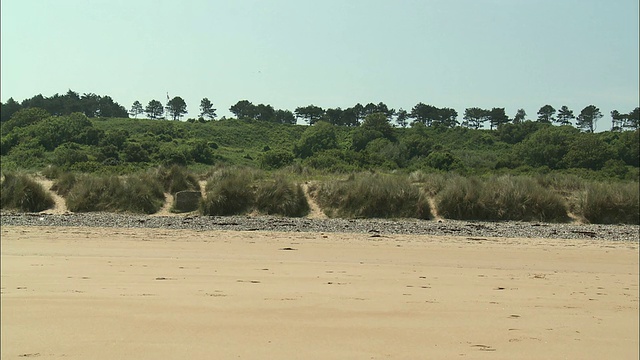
[1,226,638,359]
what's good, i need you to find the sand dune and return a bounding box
[1,226,638,359]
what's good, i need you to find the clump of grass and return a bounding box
[155,165,200,194]
[315,173,430,219]
[0,172,54,212]
[66,173,164,214]
[255,177,309,217]
[42,165,63,180]
[51,172,79,196]
[411,171,450,197]
[436,175,569,222]
[200,167,255,216]
[579,182,639,224]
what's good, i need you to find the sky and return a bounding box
[1,0,639,130]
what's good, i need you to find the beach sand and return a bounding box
[1,225,638,359]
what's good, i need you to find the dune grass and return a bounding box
[314,173,431,219]
[255,177,309,217]
[155,165,200,194]
[579,182,639,224]
[200,167,256,216]
[65,173,165,214]
[435,175,569,222]
[0,172,55,212]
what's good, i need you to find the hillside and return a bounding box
[0,108,638,181]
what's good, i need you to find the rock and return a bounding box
[173,191,201,212]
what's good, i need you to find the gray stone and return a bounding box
[173,191,201,212]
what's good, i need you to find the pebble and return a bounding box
[1,211,638,242]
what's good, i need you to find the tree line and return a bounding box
[0,90,129,122]
[2,90,638,132]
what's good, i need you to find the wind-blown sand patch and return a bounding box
[1,226,637,359]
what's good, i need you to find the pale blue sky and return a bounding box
[2,0,638,130]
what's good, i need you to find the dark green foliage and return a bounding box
[315,173,431,219]
[496,121,544,144]
[614,130,639,167]
[1,97,23,123]
[293,121,338,158]
[424,151,462,171]
[364,138,408,169]
[52,143,89,167]
[166,96,187,120]
[156,143,191,166]
[19,112,95,151]
[579,182,639,224]
[302,149,362,173]
[156,165,200,194]
[576,105,603,133]
[563,133,615,170]
[99,129,129,149]
[255,177,309,217]
[0,173,54,212]
[351,128,383,152]
[189,139,216,164]
[436,175,569,222]
[402,133,433,158]
[17,91,128,118]
[2,107,51,135]
[145,100,164,119]
[517,125,579,169]
[200,168,255,215]
[122,142,150,163]
[259,149,294,169]
[66,173,164,214]
[360,113,395,142]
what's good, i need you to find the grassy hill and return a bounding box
[1,109,638,182]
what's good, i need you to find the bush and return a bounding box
[579,182,639,224]
[293,121,338,158]
[122,142,149,163]
[200,168,255,215]
[0,173,54,212]
[65,173,164,214]
[259,149,294,169]
[155,165,200,194]
[52,142,89,167]
[156,143,192,166]
[436,175,568,222]
[424,151,462,171]
[315,173,430,219]
[255,177,309,217]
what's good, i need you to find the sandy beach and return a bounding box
[1,225,638,359]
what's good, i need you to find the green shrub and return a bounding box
[156,165,200,194]
[66,173,164,214]
[0,173,54,212]
[424,151,462,171]
[122,142,149,163]
[315,173,430,219]
[255,177,309,217]
[259,149,294,169]
[52,142,89,167]
[293,121,338,158]
[435,175,568,222]
[579,182,639,224]
[200,168,255,216]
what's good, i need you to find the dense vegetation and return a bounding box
[1,91,638,224]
